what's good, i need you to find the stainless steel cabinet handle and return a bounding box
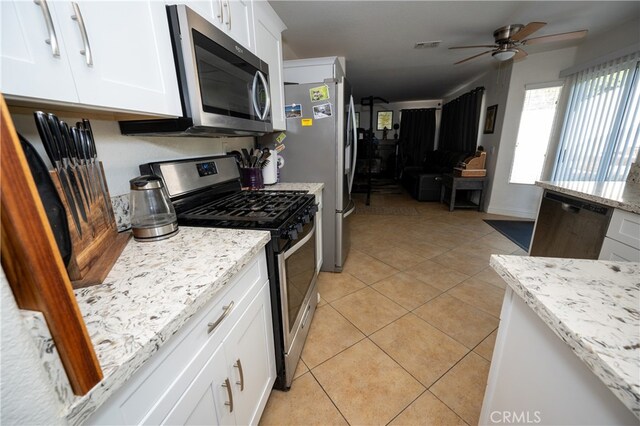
[222,378,234,412]
[234,359,244,391]
[34,0,60,57]
[207,301,234,334]
[216,0,223,23]
[224,0,231,30]
[71,2,92,67]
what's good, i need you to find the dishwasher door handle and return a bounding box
[561,202,580,213]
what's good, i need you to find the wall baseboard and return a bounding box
[486,206,536,220]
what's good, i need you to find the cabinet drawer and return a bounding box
[599,237,640,262]
[606,209,640,250]
[89,251,268,425]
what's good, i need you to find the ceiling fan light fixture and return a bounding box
[492,49,517,61]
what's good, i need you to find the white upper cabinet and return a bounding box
[253,1,286,130]
[180,0,254,52]
[1,1,77,103]
[1,1,181,117]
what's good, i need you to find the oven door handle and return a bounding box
[285,222,316,260]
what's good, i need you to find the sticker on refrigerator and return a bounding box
[312,103,333,119]
[275,132,286,144]
[309,85,329,102]
[285,104,302,118]
[301,118,313,127]
[275,143,286,152]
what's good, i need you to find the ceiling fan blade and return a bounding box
[522,30,588,45]
[449,45,497,50]
[513,48,528,60]
[455,50,493,65]
[511,22,546,41]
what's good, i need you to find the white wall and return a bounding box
[443,62,513,213]
[1,270,66,425]
[10,112,254,197]
[488,47,578,219]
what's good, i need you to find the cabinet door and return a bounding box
[162,344,235,426]
[224,281,275,426]
[223,0,253,52]
[53,1,181,116]
[253,1,286,130]
[0,1,78,103]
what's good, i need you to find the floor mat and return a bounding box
[483,220,535,252]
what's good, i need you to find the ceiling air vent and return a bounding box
[414,41,441,49]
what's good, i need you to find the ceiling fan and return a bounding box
[450,22,588,65]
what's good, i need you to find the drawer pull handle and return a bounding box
[222,378,234,413]
[234,359,244,391]
[207,301,234,334]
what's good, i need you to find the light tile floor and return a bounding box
[260,190,526,426]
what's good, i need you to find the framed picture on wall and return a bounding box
[484,104,498,134]
[376,110,393,131]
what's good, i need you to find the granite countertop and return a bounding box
[29,227,271,424]
[536,180,640,214]
[491,255,640,419]
[263,182,324,198]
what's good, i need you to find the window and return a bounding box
[552,53,640,182]
[510,84,563,184]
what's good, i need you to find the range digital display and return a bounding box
[196,161,218,177]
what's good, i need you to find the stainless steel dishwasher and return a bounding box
[530,190,612,259]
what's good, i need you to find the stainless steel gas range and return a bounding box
[140,155,318,390]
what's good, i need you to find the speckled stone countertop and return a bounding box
[53,227,270,424]
[536,180,640,214]
[490,255,640,418]
[263,182,324,198]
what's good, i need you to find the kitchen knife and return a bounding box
[80,120,113,224]
[60,121,93,206]
[47,114,89,227]
[71,126,97,203]
[33,112,83,237]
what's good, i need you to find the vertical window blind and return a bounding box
[552,52,640,182]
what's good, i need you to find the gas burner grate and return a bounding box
[180,190,308,223]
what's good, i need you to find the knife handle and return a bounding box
[59,121,78,161]
[34,111,57,166]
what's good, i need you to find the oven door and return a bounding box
[277,217,317,384]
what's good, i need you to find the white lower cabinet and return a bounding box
[599,208,640,262]
[87,251,275,425]
[164,281,274,426]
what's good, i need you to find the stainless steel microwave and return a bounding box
[119,4,272,137]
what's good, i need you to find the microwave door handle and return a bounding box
[257,70,271,120]
[251,72,262,118]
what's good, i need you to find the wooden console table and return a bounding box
[440,173,486,211]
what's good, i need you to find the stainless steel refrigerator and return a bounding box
[278,78,357,272]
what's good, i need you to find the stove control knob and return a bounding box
[295,222,303,233]
[302,214,310,224]
[288,228,298,240]
[309,205,319,215]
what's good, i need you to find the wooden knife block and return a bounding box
[49,162,130,289]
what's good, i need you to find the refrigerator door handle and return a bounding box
[348,96,358,194]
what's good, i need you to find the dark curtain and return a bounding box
[399,108,436,168]
[438,87,485,152]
